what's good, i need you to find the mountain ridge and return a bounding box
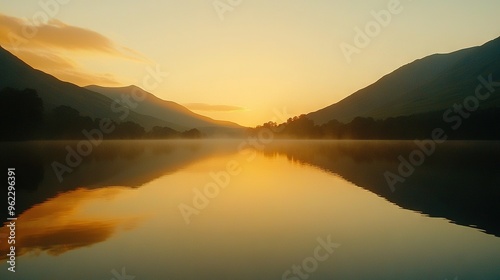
[85,85,243,131]
[0,45,243,133]
[0,45,175,130]
[308,36,500,124]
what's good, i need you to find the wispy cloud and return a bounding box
[0,13,148,86]
[0,13,146,61]
[10,48,122,86]
[184,103,245,112]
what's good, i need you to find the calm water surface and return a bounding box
[0,140,499,279]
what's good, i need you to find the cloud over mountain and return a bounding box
[0,13,149,86]
[0,13,145,60]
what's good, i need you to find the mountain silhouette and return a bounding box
[0,46,243,134]
[308,36,500,124]
[85,85,243,135]
[0,46,177,130]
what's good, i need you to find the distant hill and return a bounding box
[85,85,243,134]
[0,46,178,130]
[308,36,500,124]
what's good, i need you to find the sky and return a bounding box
[0,0,499,126]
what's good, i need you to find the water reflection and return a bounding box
[0,187,144,259]
[1,140,499,236]
[0,140,499,279]
[260,140,500,237]
[0,140,236,222]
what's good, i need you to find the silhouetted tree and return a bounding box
[111,121,146,139]
[44,105,94,139]
[147,126,179,138]
[181,128,202,139]
[344,117,377,139]
[250,107,500,140]
[0,87,44,141]
[320,119,344,139]
[283,114,319,138]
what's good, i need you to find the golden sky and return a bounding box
[1,0,499,126]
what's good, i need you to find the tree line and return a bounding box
[0,88,201,141]
[249,109,500,140]
[4,87,499,141]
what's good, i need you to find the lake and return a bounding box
[0,140,499,279]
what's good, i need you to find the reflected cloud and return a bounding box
[20,221,117,256]
[0,141,239,224]
[0,187,144,259]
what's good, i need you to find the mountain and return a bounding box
[0,46,243,134]
[85,85,243,134]
[0,46,176,130]
[308,36,500,124]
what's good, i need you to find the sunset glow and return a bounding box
[1,0,499,126]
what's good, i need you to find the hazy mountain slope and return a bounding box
[85,85,243,130]
[309,36,500,124]
[0,46,173,130]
